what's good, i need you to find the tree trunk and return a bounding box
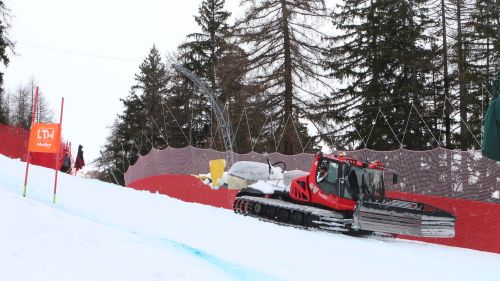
[456,0,468,150]
[441,0,452,148]
[281,0,294,155]
[368,0,380,148]
[210,7,217,91]
[498,0,500,45]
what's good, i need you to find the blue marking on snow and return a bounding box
[0,175,280,281]
[52,202,281,281]
[167,240,281,281]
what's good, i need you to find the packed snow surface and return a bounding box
[1,155,500,281]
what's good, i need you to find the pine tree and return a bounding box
[320,0,378,149]
[132,45,169,149]
[233,0,330,154]
[99,96,145,186]
[170,0,233,150]
[180,0,231,90]
[431,0,455,148]
[97,46,169,185]
[325,0,437,150]
[168,70,209,148]
[466,0,500,148]
[427,42,454,147]
[0,1,14,122]
[468,0,498,84]
[169,50,213,149]
[431,0,500,150]
[437,0,491,150]
[384,0,438,150]
[448,0,473,149]
[172,0,265,153]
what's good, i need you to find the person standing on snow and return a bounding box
[74,145,85,174]
[60,145,72,174]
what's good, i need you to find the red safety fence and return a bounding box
[0,123,29,160]
[31,150,67,170]
[0,123,68,170]
[128,174,239,209]
[387,191,500,254]
[129,175,500,254]
[125,146,500,205]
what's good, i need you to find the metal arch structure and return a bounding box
[172,64,235,166]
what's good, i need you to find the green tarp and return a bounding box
[482,71,500,161]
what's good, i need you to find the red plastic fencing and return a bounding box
[0,123,29,160]
[387,191,500,254]
[129,175,500,254]
[31,151,66,170]
[125,146,315,186]
[128,174,239,209]
[0,123,67,170]
[125,146,500,205]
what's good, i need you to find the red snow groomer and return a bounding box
[233,152,455,238]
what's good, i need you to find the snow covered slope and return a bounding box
[1,155,499,281]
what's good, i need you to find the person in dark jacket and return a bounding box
[59,143,72,174]
[60,154,72,174]
[74,145,85,174]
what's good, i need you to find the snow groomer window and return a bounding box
[317,159,339,195]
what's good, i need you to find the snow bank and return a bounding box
[1,155,500,281]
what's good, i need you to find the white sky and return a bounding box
[3,0,242,165]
